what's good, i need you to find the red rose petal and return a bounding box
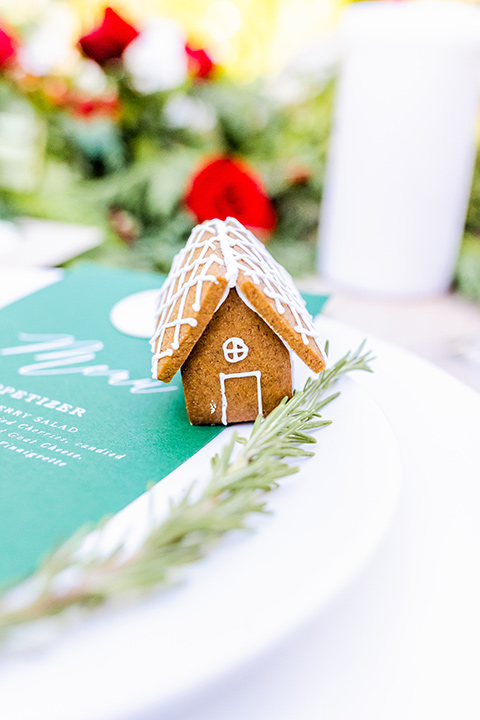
[185,43,215,80]
[79,7,139,66]
[0,25,16,68]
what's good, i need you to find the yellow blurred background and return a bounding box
[0,0,339,79]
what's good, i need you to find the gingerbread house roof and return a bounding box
[150,217,325,382]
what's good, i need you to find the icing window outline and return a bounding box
[222,336,249,363]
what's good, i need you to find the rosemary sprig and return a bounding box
[0,342,373,635]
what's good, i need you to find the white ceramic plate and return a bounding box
[0,326,401,720]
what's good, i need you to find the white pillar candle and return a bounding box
[318,1,480,297]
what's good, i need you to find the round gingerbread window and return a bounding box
[222,337,249,363]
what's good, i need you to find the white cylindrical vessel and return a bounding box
[318,1,480,297]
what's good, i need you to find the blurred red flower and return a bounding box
[185,156,276,234]
[185,43,215,80]
[286,163,312,186]
[41,78,120,120]
[0,25,16,68]
[68,93,120,120]
[78,7,139,66]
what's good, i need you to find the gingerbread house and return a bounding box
[150,217,325,425]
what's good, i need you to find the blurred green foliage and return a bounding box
[0,75,333,276]
[455,154,480,301]
[3,70,480,301]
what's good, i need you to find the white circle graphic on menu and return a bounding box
[110,289,158,338]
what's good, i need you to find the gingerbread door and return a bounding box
[219,371,262,425]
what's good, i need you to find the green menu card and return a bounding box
[0,264,327,587]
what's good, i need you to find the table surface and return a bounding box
[300,275,480,394]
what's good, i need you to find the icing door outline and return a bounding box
[219,371,262,425]
[222,337,249,363]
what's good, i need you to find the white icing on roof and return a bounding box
[150,217,320,379]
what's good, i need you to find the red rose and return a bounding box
[185,43,215,80]
[78,7,139,66]
[0,25,16,68]
[185,156,276,234]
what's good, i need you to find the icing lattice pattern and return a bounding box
[150,217,320,378]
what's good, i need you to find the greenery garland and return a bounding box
[0,342,373,638]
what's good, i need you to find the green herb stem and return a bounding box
[0,342,373,636]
